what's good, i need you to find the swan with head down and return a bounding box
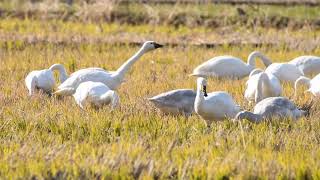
[235,97,305,123]
[294,73,320,97]
[289,55,320,77]
[244,69,282,103]
[190,51,272,79]
[54,41,163,96]
[25,64,68,96]
[148,89,196,117]
[73,81,119,109]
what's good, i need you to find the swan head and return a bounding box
[197,77,208,97]
[142,41,163,52]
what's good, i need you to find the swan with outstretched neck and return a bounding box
[25,64,68,96]
[234,97,305,123]
[294,73,320,97]
[244,69,282,103]
[54,41,163,96]
[190,51,272,79]
[194,77,240,124]
[73,81,119,109]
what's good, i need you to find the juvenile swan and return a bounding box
[190,51,272,79]
[25,64,68,96]
[73,81,119,109]
[265,63,303,83]
[54,41,163,96]
[235,97,305,123]
[244,69,282,103]
[148,89,196,117]
[194,77,240,124]
[294,73,320,97]
[289,56,320,77]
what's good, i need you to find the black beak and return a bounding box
[154,43,163,49]
[203,85,208,97]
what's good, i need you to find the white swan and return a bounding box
[73,81,119,109]
[265,62,303,83]
[294,73,320,97]
[54,41,163,96]
[148,89,196,117]
[190,51,272,79]
[244,69,282,103]
[289,55,320,77]
[194,77,240,124]
[235,97,305,123]
[25,64,68,96]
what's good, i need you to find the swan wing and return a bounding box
[192,56,250,78]
[265,63,303,82]
[289,56,320,76]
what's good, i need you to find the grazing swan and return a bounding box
[289,56,320,77]
[235,97,305,123]
[265,63,303,83]
[25,64,68,96]
[190,51,272,79]
[194,77,240,124]
[148,89,196,117]
[244,69,282,103]
[294,73,320,97]
[54,41,163,96]
[73,81,119,109]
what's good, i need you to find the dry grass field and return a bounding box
[1,0,320,179]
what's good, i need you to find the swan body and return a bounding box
[148,89,196,117]
[235,97,305,123]
[191,51,272,79]
[265,63,303,83]
[244,69,282,103]
[194,78,240,124]
[289,56,320,77]
[54,41,163,96]
[294,73,320,96]
[73,81,119,109]
[25,64,68,96]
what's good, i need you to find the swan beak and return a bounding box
[154,43,163,49]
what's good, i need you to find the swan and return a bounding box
[294,73,320,97]
[235,97,305,123]
[244,69,282,103]
[194,77,240,124]
[190,51,272,79]
[73,81,119,109]
[289,56,320,77]
[25,64,68,96]
[54,41,163,96]
[265,63,303,83]
[148,89,196,117]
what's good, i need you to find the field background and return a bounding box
[1,0,320,179]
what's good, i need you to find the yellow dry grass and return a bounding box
[1,42,320,178]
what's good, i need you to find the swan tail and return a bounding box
[53,88,75,96]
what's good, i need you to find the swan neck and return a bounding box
[238,111,263,123]
[49,64,69,83]
[294,76,311,96]
[247,52,272,67]
[115,47,146,81]
[255,73,268,103]
[196,82,205,103]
